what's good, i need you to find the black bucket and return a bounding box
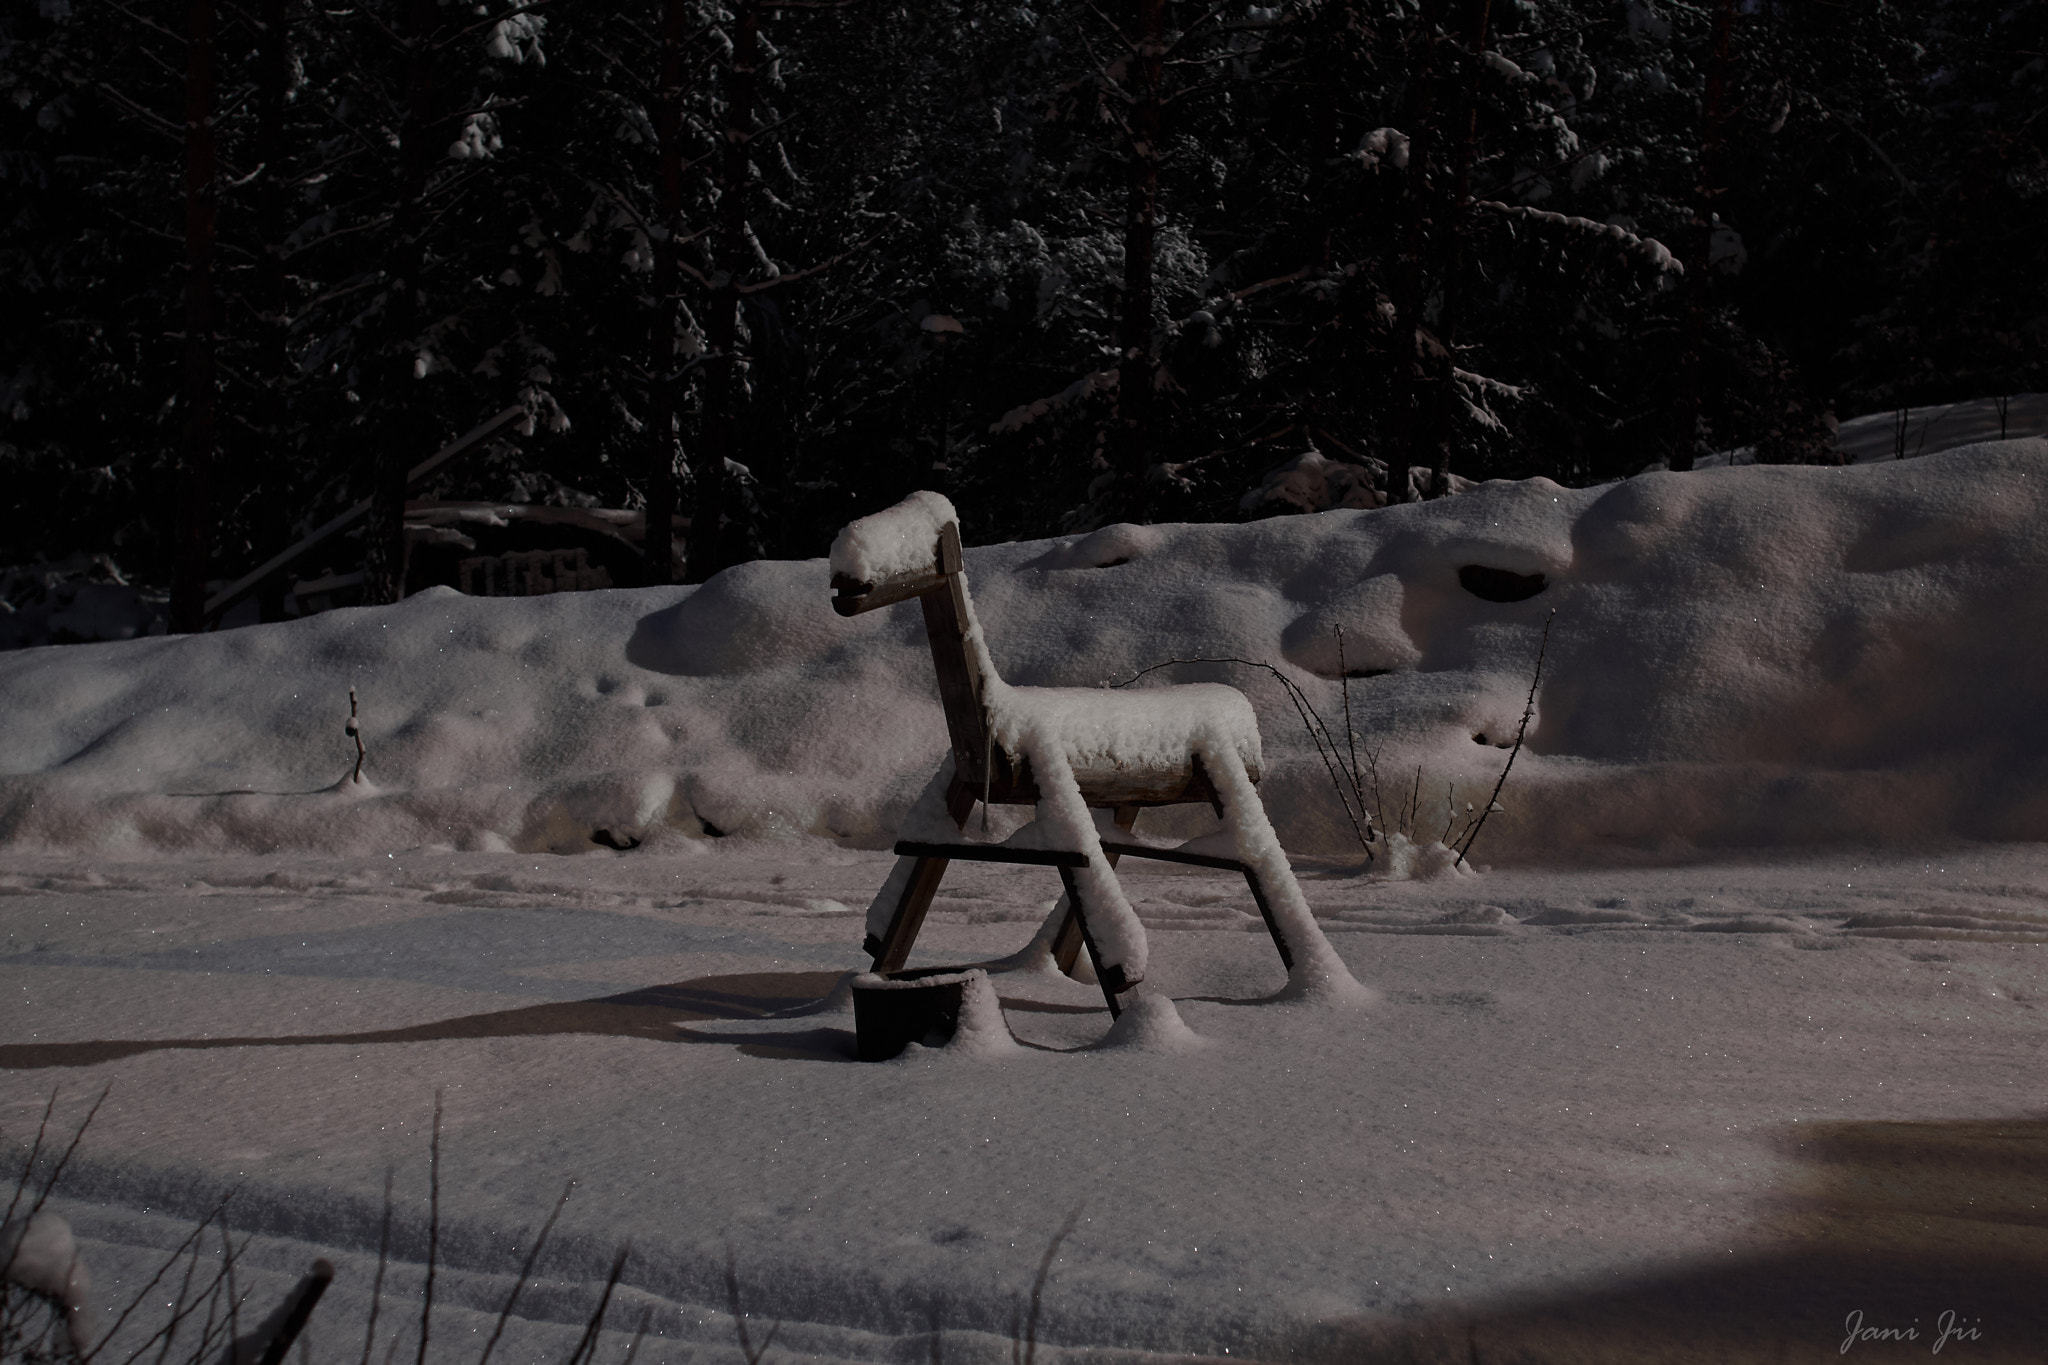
[851,966,980,1062]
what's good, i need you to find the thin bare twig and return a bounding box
[20,1085,109,1228]
[1,1088,58,1233]
[734,235,882,295]
[563,1243,632,1365]
[134,1217,207,1365]
[1163,0,1238,56]
[1023,1206,1081,1365]
[81,1195,231,1363]
[348,689,365,783]
[1336,626,1373,847]
[95,0,184,44]
[1077,0,1139,52]
[724,1245,779,1365]
[1364,739,1386,834]
[221,1217,243,1365]
[1230,264,1316,303]
[415,1092,442,1365]
[619,1306,656,1365]
[186,1225,255,1365]
[1457,609,1555,863]
[358,1169,394,1365]
[192,1240,224,1365]
[475,1181,575,1365]
[433,0,556,52]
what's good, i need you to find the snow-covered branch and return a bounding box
[1471,199,1683,274]
[992,368,1119,434]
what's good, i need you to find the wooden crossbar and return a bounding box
[1097,840,1245,872]
[894,840,1089,868]
[886,832,1293,988]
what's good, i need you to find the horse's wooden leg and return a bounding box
[866,857,949,973]
[1056,864,1129,1018]
[944,775,977,830]
[1240,866,1296,972]
[1200,747,1300,974]
[1050,805,1139,976]
[864,775,979,973]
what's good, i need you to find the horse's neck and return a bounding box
[920,523,1001,786]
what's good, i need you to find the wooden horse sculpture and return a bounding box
[831,492,1336,1017]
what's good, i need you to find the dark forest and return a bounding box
[2,0,2042,629]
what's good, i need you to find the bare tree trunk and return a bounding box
[688,0,758,583]
[645,0,691,587]
[364,0,442,605]
[171,0,218,632]
[1387,0,1451,499]
[1425,0,1494,498]
[1305,0,1353,271]
[1110,0,1165,525]
[254,0,293,620]
[1670,0,1735,473]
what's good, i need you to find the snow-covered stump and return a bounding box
[851,967,1018,1061]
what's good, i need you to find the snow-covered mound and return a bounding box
[2,440,2044,859]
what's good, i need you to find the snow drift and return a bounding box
[2,439,2045,860]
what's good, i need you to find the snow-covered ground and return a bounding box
[5,845,2045,1364]
[5,441,2047,1362]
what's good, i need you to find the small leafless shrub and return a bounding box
[1118,611,1554,869]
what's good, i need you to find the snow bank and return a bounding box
[4,440,2048,861]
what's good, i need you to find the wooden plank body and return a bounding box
[997,755,1253,809]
